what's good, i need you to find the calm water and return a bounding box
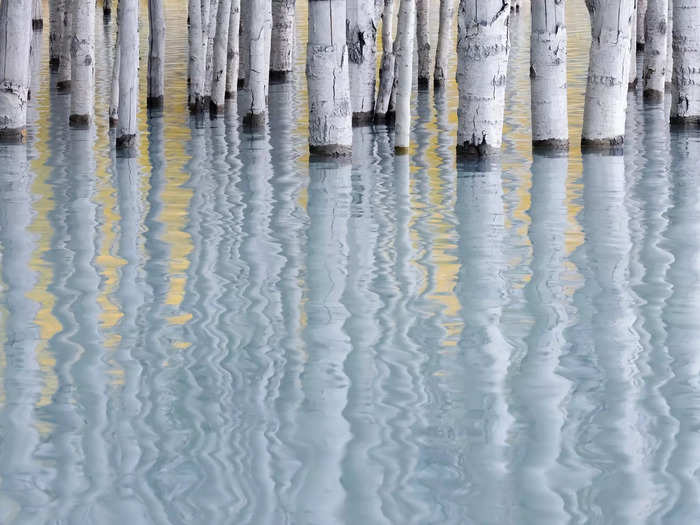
[2,2,700,524]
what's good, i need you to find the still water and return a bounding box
[2,2,700,524]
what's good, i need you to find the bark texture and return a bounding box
[637,0,646,47]
[148,0,166,108]
[69,0,95,127]
[109,36,120,128]
[416,0,430,86]
[665,0,672,87]
[671,0,700,124]
[433,0,454,87]
[204,0,218,99]
[307,0,353,156]
[643,0,668,100]
[347,0,377,123]
[271,0,295,79]
[456,0,511,157]
[226,0,240,98]
[395,0,416,152]
[211,0,232,113]
[32,0,42,29]
[57,0,71,91]
[244,0,272,127]
[188,0,205,111]
[375,0,395,119]
[49,0,64,70]
[239,0,249,86]
[629,0,637,87]
[117,0,139,153]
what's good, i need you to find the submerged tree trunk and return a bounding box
[637,0,646,48]
[670,0,700,125]
[243,0,272,128]
[456,0,511,157]
[375,0,395,120]
[347,0,377,124]
[0,0,32,143]
[581,0,634,152]
[148,0,166,109]
[225,0,240,98]
[433,0,454,88]
[104,0,112,17]
[188,0,205,111]
[57,0,71,91]
[643,0,668,100]
[49,0,64,70]
[307,0,352,156]
[117,0,139,152]
[109,36,120,128]
[416,0,430,87]
[32,0,42,30]
[629,0,637,88]
[211,0,232,114]
[531,0,568,151]
[271,0,295,81]
[69,0,95,127]
[665,0,672,88]
[395,0,416,153]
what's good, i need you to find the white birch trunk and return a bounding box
[148,0,166,108]
[375,0,395,120]
[243,0,272,128]
[49,0,64,70]
[104,0,113,17]
[416,0,430,87]
[109,36,120,128]
[239,0,249,86]
[307,0,353,156]
[395,0,415,153]
[204,0,218,99]
[0,0,32,142]
[188,0,205,111]
[581,0,635,151]
[32,0,42,30]
[665,0,672,88]
[637,0,646,47]
[433,0,454,88]
[347,0,377,124]
[69,0,95,127]
[531,0,568,151]
[456,0,510,157]
[629,0,637,88]
[117,0,139,152]
[271,0,295,81]
[211,0,232,113]
[670,0,700,124]
[642,0,667,100]
[225,0,240,98]
[57,0,72,90]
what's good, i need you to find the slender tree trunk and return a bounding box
[104,0,112,17]
[32,0,42,30]
[531,0,568,151]
[456,0,511,157]
[665,0,672,89]
[347,0,377,124]
[0,0,32,143]
[49,0,64,71]
[271,0,295,82]
[117,0,139,152]
[375,0,395,120]
[395,0,415,153]
[204,0,218,101]
[416,0,430,87]
[211,0,232,114]
[109,36,120,128]
[670,0,700,125]
[69,0,95,127]
[581,0,635,152]
[188,0,205,111]
[57,0,71,91]
[239,1,249,87]
[243,0,272,128]
[643,0,667,100]
[307,0,353,156]
[148,0,166,108]
[433,0,454,88]
[637,0,646,48]
[629,0,638,88]
[225,0,240,98]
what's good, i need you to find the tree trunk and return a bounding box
[49,0,64,70]
[271,0,295,82]
[117,0,139,153]
[395,0,415,153]
[531,0,568,151]
[670,0,700,125]
[637,0,646,48]
[347,0,377,124]
[211,0,232,114]
[104,0,112,17]
[204,0,218,101]
[307,0,353,156]
[188,0,205,111]
[665,0,672,88]
[225,0,240,98]
[238,0,249,87]
[148,0,166,108]
[243,0,272,128]
[375,0,395,120]
[69,0,95,127]
[32,0,42,30]
[433,0,454,88]
[0,0,32,143]
[57,0,71,91]
[581,0,635,152]
[456,0,511,157]
[416,0,430,87]
[109,35,120,128]
[642,0,667,100]
[629,0,637,88]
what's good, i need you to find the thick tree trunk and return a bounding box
[531,0,568,151]
[665,0,672,88]
[271,0,295,81]
[0,0,32,143]
[581,0,635,152]
[32,0,42,30]
[629,0,637,88]
[347,0,377,124]
[109,37,120,128]
[433,0,454,88]
[211,0,232,114]
[642,0,668,100]
[49,0,64,70]
[637,0,646,48]
[238,0,249,87]
[57,0,72,91]
[456,0,511,157]
[375,0,395,120]
[670,0,700,125]
[117,0,139,153]
[188,0,205,111]
[243,0,272,128]
[148,0,166,108]
[307,0,353,156]
[395,0,415,153]
[225,0,240,98]
[69,0,95,127]
[416,0,430,87]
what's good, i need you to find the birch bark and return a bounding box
[148,0,166,108]
[0,0,32,143]
[456,0,511,157]
[244,0,272,128]
[416,0,430,87]
[239,1,249,87]
[211,0,232,114]
[642,0,667,100]
[531,0,568,151]
[637,0,646,48]
[375,0,395,120]
[433,0,454,88]
[32,0,42,30]
[225,0,240,98]
[104,0,112,17]
[629,0,637,88]
[307,0,353,156]
[665,0,672,88]
[188,0,205,111]
[49,0,64,70]
[57,0,71,91]
[109,36,120,128]
[69,0,95,127]
[347,0,377,124]
[271,0,295,81]
[670,0,700,124]
[395,0,415,153]
[117,0,139,152]
[204,0,218,100]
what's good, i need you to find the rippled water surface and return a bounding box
[2,2,700,524]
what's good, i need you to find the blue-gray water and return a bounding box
[2,3,700,524]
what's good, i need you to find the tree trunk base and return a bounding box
[189,96,207,114]
[395,145,410,155]
[374,111,395,125]
[49,58,60,72]
[57,80,71,93]
[434,78,446,89]
[581,136,624,155]
[352,111,374,127]
[309,144,352,158]
[643,89,664,102]
[109,117,118,129]
[417,76,430,90]
[209,100,226,117]
[32,19,43,31]
[670,116,700,128]
[225,90,237,100]
[243,111,266,130]
[665,81,673,92]
[237,78,245,89]
[0,127,26,144]
[269,70,292,84]
[147,96,164,109]
[116,134,138,156]
[532,138,570,154]
[104,7,112,17]
[628,78,638,90]
[69,114,91,129]
[457,141,497,158]
[636,41,645,51]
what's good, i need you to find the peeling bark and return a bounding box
[416,0,430,87]
[244,0,272,128]
[211,0,232,114]
[643,0,667,100]
[271,0,295,81]
[148,0,166,108]
[395,0,416,153]
[347,0,377,124]
[117,0,139,154]
[670,0,700,125]
[69,0,95,127]
[434,0,454,88]
[225,0,240,98]
[375,0,395,120]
